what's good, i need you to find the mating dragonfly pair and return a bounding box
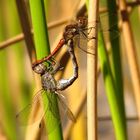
[16,14,119,133]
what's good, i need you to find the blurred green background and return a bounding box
[0,0,140,140]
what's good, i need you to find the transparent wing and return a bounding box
[75,12,119,54]
[57,94,76,123]
[16,89,64,135]
[16,89,49,126]
[99,12,120,42]
[86,12,119,31]
[87,12,119,41]
[41,92,75,134]
[41,93,61,134]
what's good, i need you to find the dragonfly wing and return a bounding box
[57,94,76,122]
[41,92,76,134]
[99,12,119,41]
[42,93,61,134]
[72,13,119,55]
[99,12,118,30]
[16,89,49,126]
[99,28,119,43]
[74,31,95,55]
[83,12,119,42]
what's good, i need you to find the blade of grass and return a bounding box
[29,0,63,139]
[107,0,127,139]
[98,12,127,140]
[98,31,127,140]
[107,1,125,115]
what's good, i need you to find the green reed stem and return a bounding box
[29,0,63,139]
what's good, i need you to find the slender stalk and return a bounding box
[86,1,127,140]
[118,0,140,121]
[15,0,35,60]
[87,0,99,140]
[29,0,63,139]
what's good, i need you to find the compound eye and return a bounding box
[33,63,46,74]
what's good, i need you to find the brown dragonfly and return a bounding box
[32,13,119,68]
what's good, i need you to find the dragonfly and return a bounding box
[32,16,91,68]
[32,13,119,68]
[16,39,78,133]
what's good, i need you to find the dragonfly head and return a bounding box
[33,63,47,75]
[77,17,87,29]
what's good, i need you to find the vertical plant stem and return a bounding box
[118,0,140,120]
[107,0,125,115]
[87,0,99,140]
[107,0,127,138]
[86,1,127,140]
[29,0,50,58]
[98,31,127,140]
[15,0,35,60]
[12,0,32,113]
[29,0,63,139]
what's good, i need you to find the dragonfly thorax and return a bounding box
[63,25,79,41]
[41,72,57,92]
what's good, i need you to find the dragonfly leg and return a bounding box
[50,61,63,75]
[81,29,96,41]
[56,39,78,90]
[47,58,56,65]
